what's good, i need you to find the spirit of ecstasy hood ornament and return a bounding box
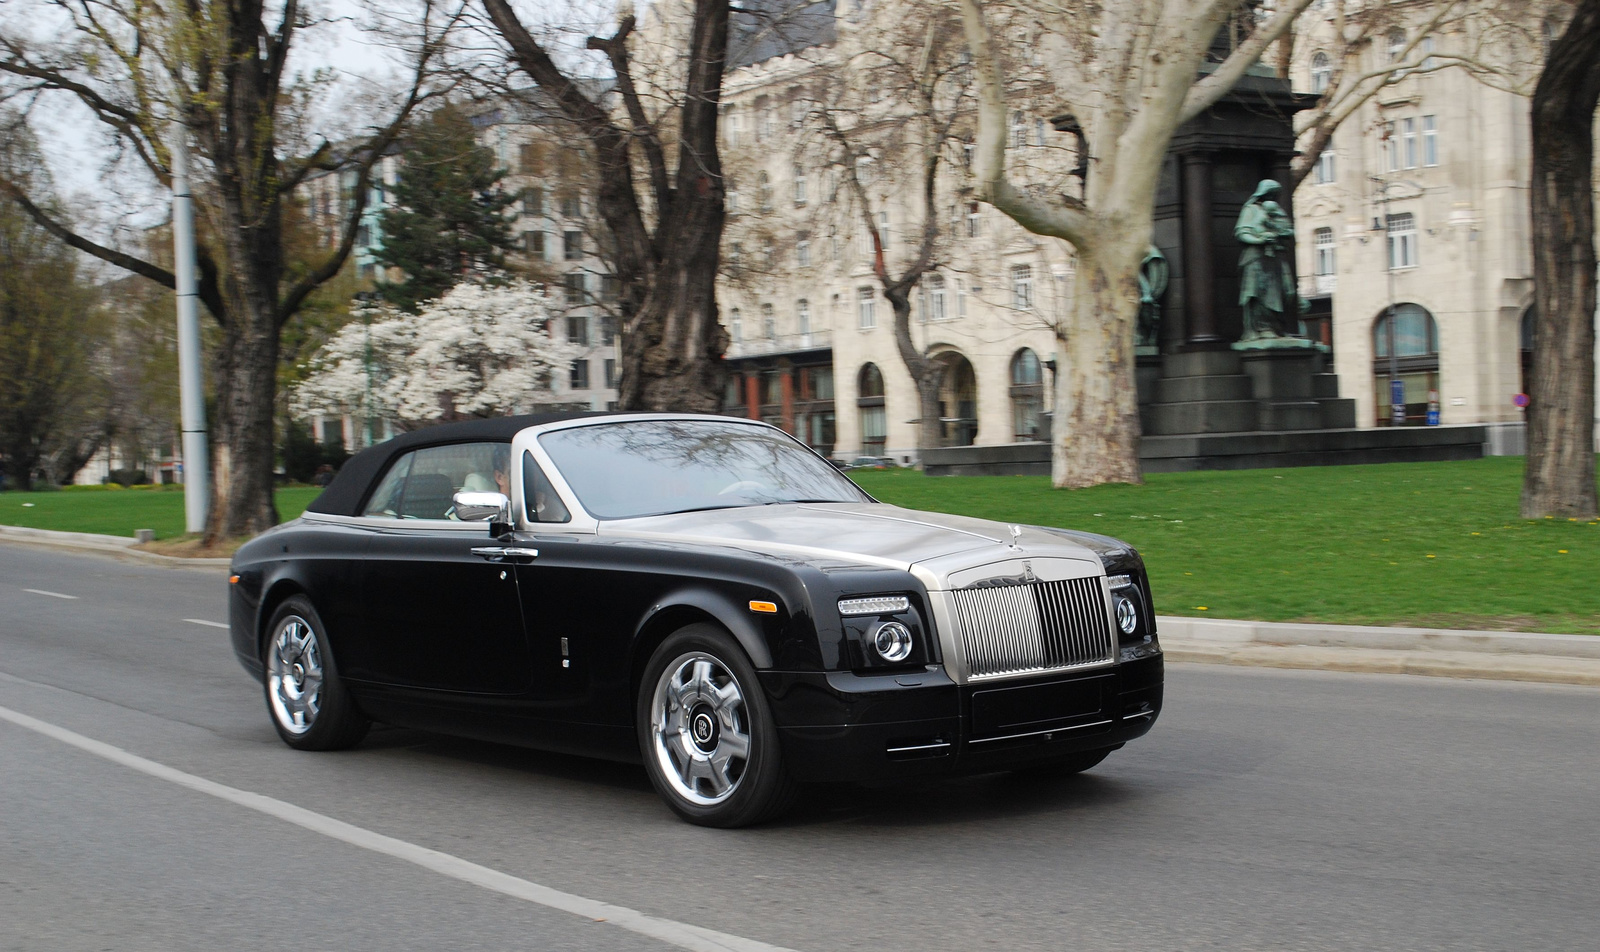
[1009,524,1023,549]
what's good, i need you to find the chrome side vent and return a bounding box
[952,577,1115,680]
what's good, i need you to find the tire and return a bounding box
[263,595,370,751]
[1014,745,1118,779]
[637,624,797,827]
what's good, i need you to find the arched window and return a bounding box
[797,299,812,346]
[1372,303,1440,426]
[857,363,886,455]
[1310,52,1331,94]
[934,351,978,446]
[1010,348,1045,442]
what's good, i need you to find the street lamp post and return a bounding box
[171,124,209,532]
[1371,176,1411,427]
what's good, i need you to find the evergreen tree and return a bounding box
[375,104,517,313]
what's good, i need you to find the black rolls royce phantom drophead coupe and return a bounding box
[228,413,1163,826]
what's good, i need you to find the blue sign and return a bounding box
[1390,379,1406,425]
[1426,408,1440,426]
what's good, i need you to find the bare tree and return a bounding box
[959,0,1316,488]
[799,5,975,456]
[479,0,732,412]
[1288,0,1545,191]
[1522,0,1600,519]
[0,1,456,540]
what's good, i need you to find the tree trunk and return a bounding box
[885,288,946,458]
[1522,0,1600,520]
[1052,241,1145,488]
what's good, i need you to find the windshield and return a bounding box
[538,419,870,519]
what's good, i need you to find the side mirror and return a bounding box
[453,491,511,526]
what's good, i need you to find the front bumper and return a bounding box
[762,653,1163,783]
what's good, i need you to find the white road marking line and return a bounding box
[184,619,229,629]
[23,589,77,600]
[0,703,796,952]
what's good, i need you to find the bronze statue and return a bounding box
[1136,245,1168,352]
[1235,179,1298,342]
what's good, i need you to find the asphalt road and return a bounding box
[2,541,1597,952]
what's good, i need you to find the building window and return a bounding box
[1381,121,1399,172]
[730,307,742,344]
[754,95,770,141]
[1314,227,1336,293]
[519,143,542,175]
[1011,110,1027,149]
[1420,35,1437,69]
[728,241,742,269]
[760,100,776,140]
[1372,303,1440,426]
[1310,52,1331,94]
[726,106,741,149]
[857,363,886,455]
[1010,348,1044,442]
[1035,117,1047,148]
[1402,117,1418,169]
[763,239,777,269]
[604,358,617,389]
[1314,149,1335,185]
[570,358,590,390]
[563,230,583,260]
[522,186,543,217]
[727,182,739,214]
[966,202,981,238]
[793,165,807,205]
[601,275,619,302]
[877,211,890,252]
[561,193,581,217]
[564,272,585,305]
[797,299,811,344]
[1387,27,1406,63]
[1423,115,1438,166]
[1386,213,1418,269]
[1314,227,1336,275]
[858,287,876,329]
[567,315,588,346]
[796,238,811,268]
[761,303,776,339]
[757,172,772,212]
[855,154,874,187]
[601,316,616,345]
[957,279,968,317]
[1011,265,1034,310]
[524,230,545,259]
[926,273,947,321]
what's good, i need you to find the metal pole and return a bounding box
[172,124,209,533]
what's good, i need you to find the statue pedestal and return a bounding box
[1234,342,1355,430]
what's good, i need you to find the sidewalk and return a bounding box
[0,524,231,569]
[2,524,1595,686]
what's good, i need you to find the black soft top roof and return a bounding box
[304,411,613,516]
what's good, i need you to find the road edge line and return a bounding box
[0,703,795,952]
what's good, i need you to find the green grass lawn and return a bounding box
[4,459,1596,634]
[851,457,1600,635]
[0,485,323,541]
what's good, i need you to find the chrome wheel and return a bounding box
[267,615,323,735]
[648,652,752,806]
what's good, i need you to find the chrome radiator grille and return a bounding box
[950,577,1114,680]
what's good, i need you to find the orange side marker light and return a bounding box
[749,600,778,614]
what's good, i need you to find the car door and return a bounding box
[505,447,593,706]
[354,442,533,695]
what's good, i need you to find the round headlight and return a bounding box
[872,621,914,662]
[1115,595,1139,636]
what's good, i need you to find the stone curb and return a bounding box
[1158,615,1600,687]
[0,525,231,569]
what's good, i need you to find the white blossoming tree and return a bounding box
[293,280,582,431]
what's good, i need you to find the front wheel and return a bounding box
[637,624,796,827]
[263,596,369,751]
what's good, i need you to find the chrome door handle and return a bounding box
[471,546,539,563]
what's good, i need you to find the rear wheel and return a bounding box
[263,596,369,751]
[638,624,796,827]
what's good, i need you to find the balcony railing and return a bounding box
[725,329,833,358]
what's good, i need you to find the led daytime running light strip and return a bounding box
[838,595,910,616]
[1106,574,1134,590]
